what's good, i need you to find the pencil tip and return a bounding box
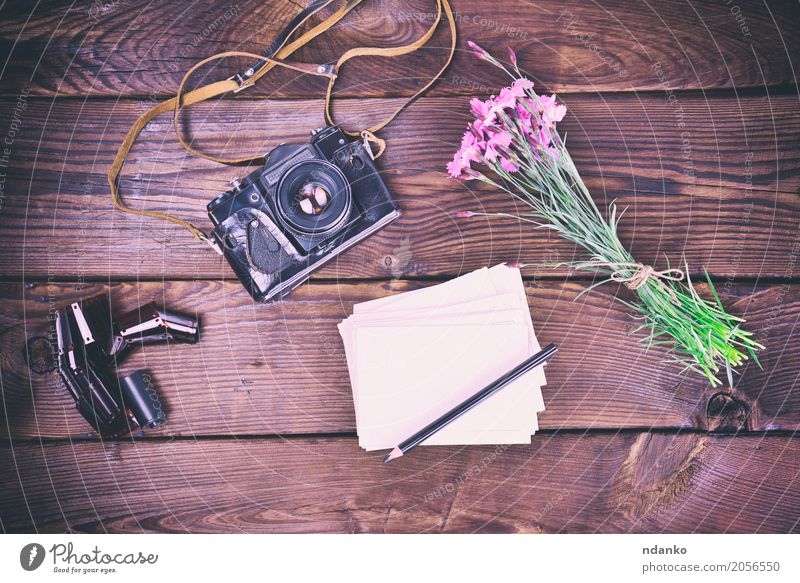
[384,447,403,463]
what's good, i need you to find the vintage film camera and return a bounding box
[207,125,400,302]
[54,296,199,436]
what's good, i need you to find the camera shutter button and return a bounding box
[224,233,239,250]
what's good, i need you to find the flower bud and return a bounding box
[462,167,484,180]
[454,210,477,218]
[467,40,488,60]
[507,47,517,67]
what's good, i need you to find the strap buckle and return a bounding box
[199,234,223,255]
[229,67,256,93]
[230,62,335,94]
[361,131,377,160]
[360,130,385,160]
[361,134,374,160]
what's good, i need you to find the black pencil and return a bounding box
[384,343,558,462]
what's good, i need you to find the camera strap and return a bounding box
[108,0,456,245]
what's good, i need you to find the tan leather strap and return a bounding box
[109,0,456,242]
[109,0,354,240]
[173,0,361,165]
[173,52,337,166]
[325,0,457,139]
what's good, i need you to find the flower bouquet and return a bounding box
[448,42,762,386]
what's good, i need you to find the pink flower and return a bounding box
[460,129,483,152]
[480,94,514,125]
[470,96,491,119]
[486,80,534,122]
[470,96,509,125]
[537,125,552,148]
[493,87,517,112]
[453,210,477,218]
[446,44,570,181]
[469,80,534,126]
[484,130,512,161]
[515,101,534,134]
[447,128,485,178]
[510,77,534,98]
[470,118,489,138]
[538,94,566,126]
[446,157,469,179]
[500,157,519,173]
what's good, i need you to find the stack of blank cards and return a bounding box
[338,264,547,451]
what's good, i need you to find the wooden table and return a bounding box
[1,0,798,533]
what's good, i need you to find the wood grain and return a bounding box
[1,93,798,280]
[2,279,797,439]
[1,0,798,537]
[1,0,798,97]
[2,433,797,533]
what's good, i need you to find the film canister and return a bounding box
[120,370,167,428]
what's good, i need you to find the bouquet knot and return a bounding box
[611,262,684,297]
[575,261,684,302]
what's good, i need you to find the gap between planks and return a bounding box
[5,275,800,285]
[5,85,800,101]
[4,428,798,446]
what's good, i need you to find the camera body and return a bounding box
[208,126,400,302]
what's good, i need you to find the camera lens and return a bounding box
[276,160,351,235]
[297,182,331,216]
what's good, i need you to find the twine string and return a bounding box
[575,261,685,302]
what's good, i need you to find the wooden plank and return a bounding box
[1,93,798,279]
[1,433,797,533]
[1,0,798,97]
[2,279,797,439]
